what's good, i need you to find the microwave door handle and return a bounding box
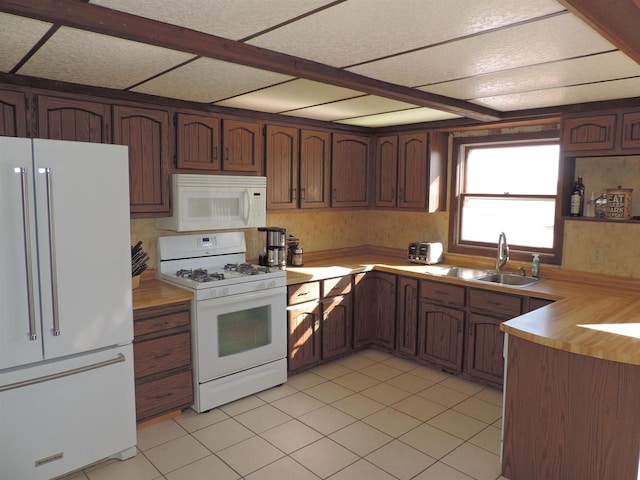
[16,167,38,341]
[243,190,250,223]
[40,167,61,337]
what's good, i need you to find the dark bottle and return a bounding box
[576,176,585,216]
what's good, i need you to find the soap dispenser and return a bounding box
[532,254,540,278]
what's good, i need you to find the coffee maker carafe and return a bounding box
[258,227,287,270]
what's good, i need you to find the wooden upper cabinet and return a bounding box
[562,114,616,152]
[36,95,111,143]
[428,130,448,213]
[375,135,398,207]
[175,113,221,170]
[331,133,370,207]
[300,129,331,209]
[222,119,263,174]
[621,111,640,150]
[0,89,28,137]
[266,125,298,209]
[113,105,171,217]
[398,132,428,209]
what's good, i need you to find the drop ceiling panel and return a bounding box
[0,13,52,72]
[283,95,421,121]
[348,13,615,87]
[214,79,364,112]
[474,77,640,111]
[132,57,293,103]
[248,0,565,68]
[422,51,640,101]
[17,27,193,89]
[90,0,336,40]
[337,108,461,128]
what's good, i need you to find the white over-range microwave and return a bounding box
[156,174,266,232]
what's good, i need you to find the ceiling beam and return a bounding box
[0,0,503,122]
[559,0,640,65]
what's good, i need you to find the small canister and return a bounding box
[605,186,633,220]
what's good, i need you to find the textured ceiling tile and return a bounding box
[90,0,336,40]
[132,57,293,103]
[17,27,193,89]
[248,0,564,67]
[473,77,640,111]
[422,51,640,100]
[337,108,460,128]
[0,13,52,72]
[348,13,615,87]
[283,95,420,121]
[214,79,364,112]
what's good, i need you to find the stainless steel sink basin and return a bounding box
[424,265,490,280]
[474,272,542,287]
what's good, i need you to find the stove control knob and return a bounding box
[267,280,276,288]
[222,287,229,296]
[257,282,266,290]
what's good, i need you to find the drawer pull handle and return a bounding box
[487,300,500,306]
[434,290,448,296]
[154,352,172,359]
[156,392,174,399]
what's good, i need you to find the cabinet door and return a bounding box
[331,133,370,207]
[561,114,616,152]
[266,125,298,209]
[428,130,448,213]
[398,132,428,209]
[222,119,263,173]
[175,113,220,170]
[396,276,418,355]
[0,88,28,137]
[621,111,640,150]
[300,129,331,209]
[418,302,464,371]
[354,272,396,349]
[322,295,353,360]
[465,312,504,385]
[375,135,398,207]
[287,301,321,372]
[113,105,171,216]
[37,95,110,143]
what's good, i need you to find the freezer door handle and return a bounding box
[40,167,61,337]
[16,167,38,341]
[0,353,126,392]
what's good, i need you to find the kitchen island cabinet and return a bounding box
[0,87,28,137]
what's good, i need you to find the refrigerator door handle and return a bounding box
[40,167,61,337]
[16,167,38,341]
[0,353,126,392]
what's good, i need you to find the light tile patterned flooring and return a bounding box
[58,349,511,480]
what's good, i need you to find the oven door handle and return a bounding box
[199,286,286,307]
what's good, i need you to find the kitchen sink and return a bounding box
[474,272,542,287]
[424,265,490,279]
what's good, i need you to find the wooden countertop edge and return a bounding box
[132,273,193,310]
[286,251,640,366]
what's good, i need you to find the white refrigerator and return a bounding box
[0,137,137,479]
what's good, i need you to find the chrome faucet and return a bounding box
[496,232,509,271]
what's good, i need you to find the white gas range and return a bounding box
[158,232,287,413]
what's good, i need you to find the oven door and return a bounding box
[193,287,286,382]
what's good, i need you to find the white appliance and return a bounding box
[156,174,267,231]
[0,137,137,480]
[157,232,287,412]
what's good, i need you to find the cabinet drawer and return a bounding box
[134,332,191,378]
[135,370,193,422]
[469,289,522,318]
[323,276,352,297]
[134,309,190,337]
[288,282,320,304]
[420,280,465,306]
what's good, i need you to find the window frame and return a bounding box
[448,131,563,265]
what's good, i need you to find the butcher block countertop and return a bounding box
[132,271,193,310]
[286,250,640,366]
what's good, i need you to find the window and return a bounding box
[449,132,562,264]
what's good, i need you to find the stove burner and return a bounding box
[175,268,225,282]
[224,263,269,275]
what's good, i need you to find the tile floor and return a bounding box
[58,349,511,480]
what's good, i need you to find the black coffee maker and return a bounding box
[258,227,286,270]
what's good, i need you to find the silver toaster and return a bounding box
[408,241,443,265]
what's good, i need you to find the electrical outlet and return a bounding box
[591,247,604,264]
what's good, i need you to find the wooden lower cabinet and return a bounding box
[322,295,353,360]
[396,276,418,355]
[353,272,396,349]
[287,300,321,372]
[418,302,464,371]
[465,312,504,384]
[133,301,193,423]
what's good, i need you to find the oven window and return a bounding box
[218,306,271,357]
